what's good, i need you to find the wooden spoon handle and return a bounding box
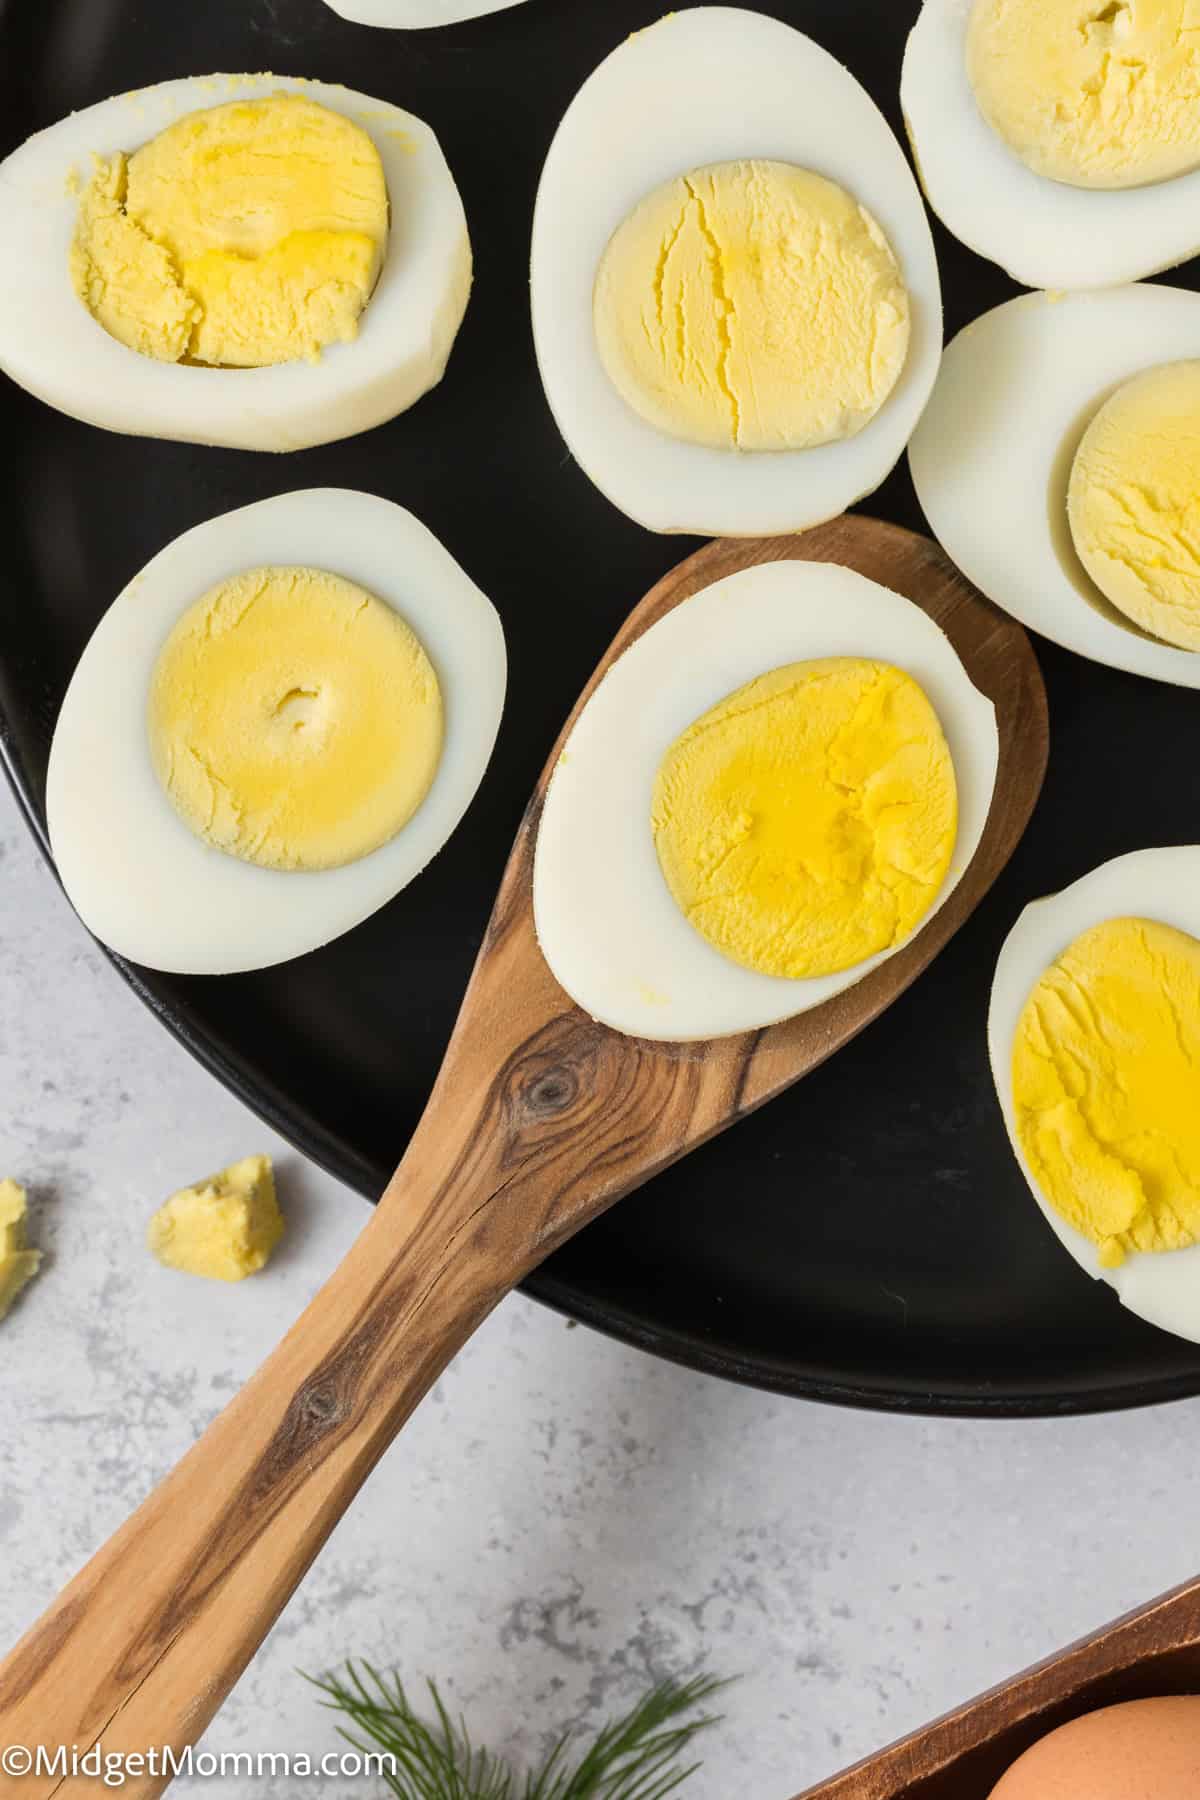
[0,929,673,1794]
[0,1148,522,1795]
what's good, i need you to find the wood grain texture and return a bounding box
[0,520,1046,1795]
[790,1573,1200,1799]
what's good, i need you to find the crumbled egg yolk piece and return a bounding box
[0,1179,41,1321]
[967,0,1200,190]
[1068,359,1200,651]
[148,566,443,873]
[1012,916,1200,1268]
[70,95,388,366]
[593,161,910,453]
[651,659,957,980]
[147,1155,284,1282]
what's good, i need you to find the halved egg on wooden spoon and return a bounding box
[535,552,999,1041]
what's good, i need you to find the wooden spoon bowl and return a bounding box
[792,1573,1200,1799]
[0,517,1046,1793]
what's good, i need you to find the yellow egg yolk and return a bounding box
[148,566,443,873]
[967,0,1200,190]
[0,1179,41,1322]
[147,1155,284,1282]
[651,659,957,980]
[1012,916,1200,1268]
[592,161,910,453]
[1068,360,1200,651]
[70,94,388,366]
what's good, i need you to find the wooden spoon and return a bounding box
[790,1571,1200,1799]
[0,518,1045,1794]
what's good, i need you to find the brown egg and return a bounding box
[991,1697,1200,1798]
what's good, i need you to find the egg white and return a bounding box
[989,847,1200,1345]
[322,0,527,22]
[47,490,506,976]
[909,287,1200,690]
[533,560,998,1042]
[530,6,943,538]
[902,0,1200,289]
[0,75,471,451]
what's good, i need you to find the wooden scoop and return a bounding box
[0,518,1045,1794]
[790,1571,1200,1798]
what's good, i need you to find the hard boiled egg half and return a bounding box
[910,286,1200,687]
[322,0,527,22]
[531,7,942,537]
[903,0,1200,288]
[47,490,506,975]
[534,559,998,1042]
[0,75,471,451]
[990,847,1200,1345]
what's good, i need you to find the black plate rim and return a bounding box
[6,742,1198,1423]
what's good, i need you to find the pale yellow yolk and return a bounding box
[1012,916,1200,1268]
[148,567,443,873]
[147,1155,284,1282]
[651,659,957,980]
[967,0,1200,190]
[0,1179,41,1322]
[70,95,388,366]
[1068,360,1200,650]
[593,161,911,453]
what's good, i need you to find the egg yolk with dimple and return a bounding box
[651,659,957,981]
[593,161,911,453]
[148,567,443,872]
[1012,916,1200,1268]
[967,0,1200,191]
[1068,360,1200,651]
[70,95,388,367]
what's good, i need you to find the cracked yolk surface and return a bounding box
[1012,916,1200,1267]
[71,94,388,366]
[592,161,910,453]
[651,658,957,980]
[148,566,443,872]
[1068,360,1200,651]
[967,0,1200,190]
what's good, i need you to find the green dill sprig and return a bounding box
[306,1661,731,1800]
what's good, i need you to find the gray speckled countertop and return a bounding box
[3,775,1199,1798]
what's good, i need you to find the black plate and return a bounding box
[3,0,1200,1417]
